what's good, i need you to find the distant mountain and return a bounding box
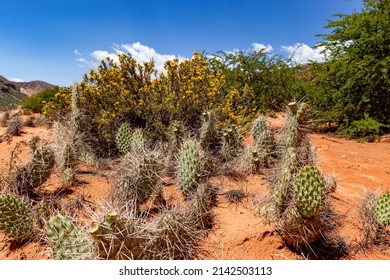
[0,75,56,109]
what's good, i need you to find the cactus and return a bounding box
[46,214,95,260]
[199,111,220,154]
[130,128,145,154]
[178,140,200,199]
[62,168,76,187]
[375,193,390,227]
[89,210,146,259]
[220,124,243,161]
[112,151,162,212]
[29,146,55,188]
[116,123,132,154]
[0,193,33,240]
[293,165,326,218]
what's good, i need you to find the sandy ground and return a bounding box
[0,113,389,260]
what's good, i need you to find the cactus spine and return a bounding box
[0,194,33,240]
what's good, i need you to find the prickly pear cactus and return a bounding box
[293,165,326,218]
[133,153,161,204]
[62,167,76,187]
[178,140,200,199]
[251,116,268,142]
[29,145,55,188]
[116,123,132,154]
[375,193,390,227]
[199,111,220,153]
[0,194,33,240]
[220,124,243,161]
[131,128,145,153]
[46,214,95,260]
[89,210,145,260]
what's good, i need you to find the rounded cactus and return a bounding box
[46,214,95,260]
[29,145,55,188]
[375,193,390,227]
[0,194,33,240]
[178,140,200,199]
[293,165,326,218]
[131,128,145,154]
[116,123,132,154]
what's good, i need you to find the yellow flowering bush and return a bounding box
[65,52,247,155]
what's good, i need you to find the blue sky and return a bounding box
[0,0,363,86]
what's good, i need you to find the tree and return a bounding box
[316,0,389,133]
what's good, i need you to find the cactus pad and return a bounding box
[375,193,390,226]
[0,194,32,239]
[46,214,95,260]
[178,140,200,199]
[116,123,132,154]
[293,165,326,218]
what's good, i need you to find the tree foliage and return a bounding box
[313,0,390,134]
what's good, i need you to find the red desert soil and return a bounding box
[0,113,389,260]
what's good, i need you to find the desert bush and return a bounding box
[71,52,244,156]
[21,87,60,114]
[0,111,9,127]
[6,115,23,137]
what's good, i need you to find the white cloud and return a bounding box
[8,77,24,82]
[75,42,185,73]
[281,43,325,64]
[251,43,273,53]
[74,49,81,56]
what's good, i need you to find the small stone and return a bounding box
[341,155,347,159]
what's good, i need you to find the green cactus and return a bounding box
[0,193,33,240]
[28,145,55,188]
[178,140,200,199]
[46,214,95,260]
[375,193,390,227]
[131,128,145,154]
[116,123,132,154]
[293,165,326,218]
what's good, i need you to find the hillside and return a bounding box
[0,75,55,109]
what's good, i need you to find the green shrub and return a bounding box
[21,87,60,113]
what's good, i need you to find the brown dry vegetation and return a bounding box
[0,112,389,260]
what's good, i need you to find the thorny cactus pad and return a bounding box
[116,123,132,154]
[375,193,390,227]
[46,214,95,260]
[293,165,326,218]
[178,140,200,199]
[131,128,145,154]
[0,193,32,240]
[29,146,55,188]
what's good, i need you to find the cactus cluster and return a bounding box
[46,214,95,260]
[178,140,200,199]
[0,194,33,240]
[375,193,390,227]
